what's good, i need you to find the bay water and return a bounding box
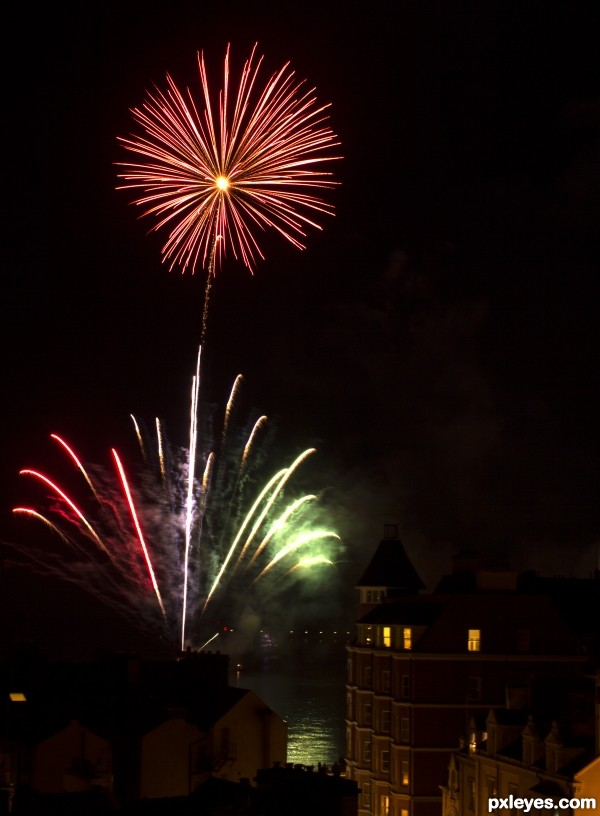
[230,634,347,767]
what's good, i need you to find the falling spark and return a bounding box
[245,494,317,570]
[51,433,98,497]
[12,508,73,546]
[254,531,341,583]
[223,374,243,446]
[18,470,110,558]
[204,468,288,609]
[131,414,146,460]
[112,449,166,620]
[286,555,335,575]
[241,415,267,473]
[233,448,317,570]
[198,632,220,651]
[156,418,166,484]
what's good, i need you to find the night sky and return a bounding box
[2,2,600,653]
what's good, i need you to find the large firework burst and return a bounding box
[117,43,341,338]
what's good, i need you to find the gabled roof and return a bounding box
[356,537,425,591]
[142,687,259,733]
[191,686,250,729]
[496,735,522,760]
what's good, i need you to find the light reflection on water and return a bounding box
[232,654,346,767]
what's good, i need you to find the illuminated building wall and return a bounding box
[441,679,600,814]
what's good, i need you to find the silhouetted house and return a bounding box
[0,649,286,806]
[344,525,600,816]
[139,688,286,797]
[31,718,111,793]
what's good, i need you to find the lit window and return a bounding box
[383,626,391,647]
[381,794,390,816]
[468,629,481,652]
[402,760,409,786]
[403,627,412,650]
[469,730,477,753]
[401,810,409,816]
[366,626,373,645]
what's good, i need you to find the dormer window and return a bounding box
[366,589,385,603]
[403,627,412,650]
[468,629,481,652]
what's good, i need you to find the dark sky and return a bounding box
[2,2,600,652]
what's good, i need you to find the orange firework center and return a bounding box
[215,175,230,191]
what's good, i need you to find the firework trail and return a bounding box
[117,43,341,342]
[112,448,167,620]
[182,347,202,646]
[10,352,341,651]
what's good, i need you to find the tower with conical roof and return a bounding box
[355,524,425,620]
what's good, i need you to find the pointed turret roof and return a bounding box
[356,526,425,593]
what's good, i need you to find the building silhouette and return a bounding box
[0,648,287,810]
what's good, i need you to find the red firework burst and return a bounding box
[116,43,341,278]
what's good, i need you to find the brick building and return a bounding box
[344,526,600,816]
